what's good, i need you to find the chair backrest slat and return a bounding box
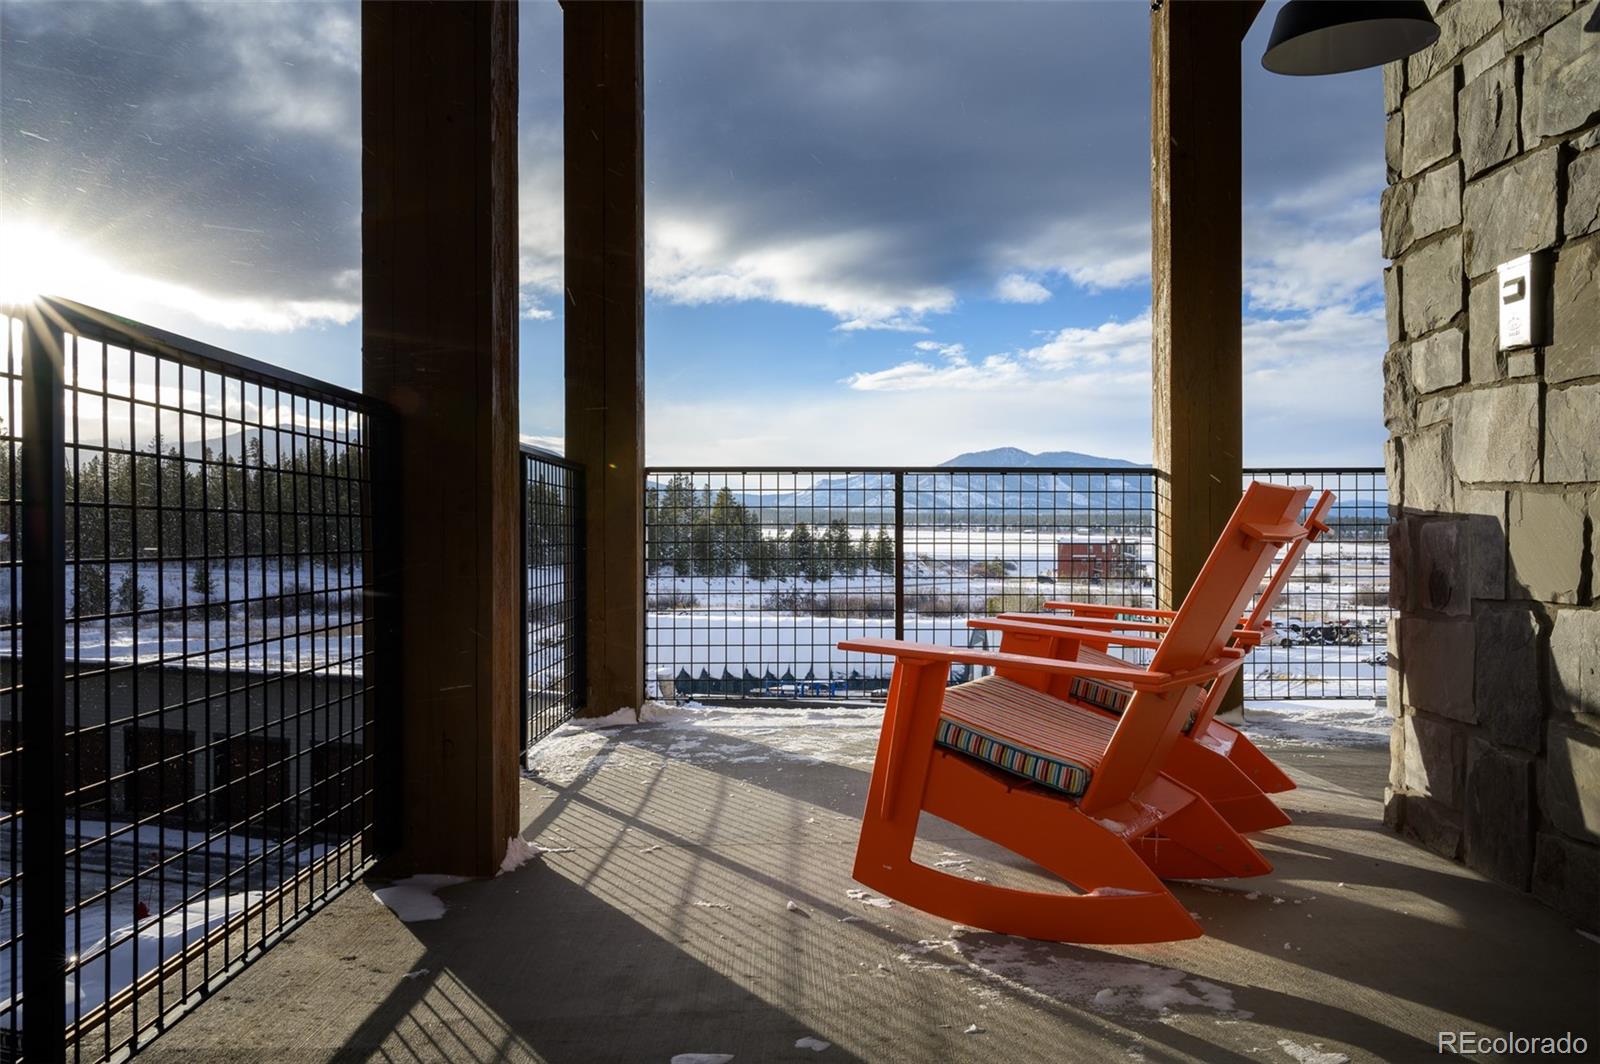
[1080,481,1310,813]
[1242,489,1335,633]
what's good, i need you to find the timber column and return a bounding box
[565,1,646,717]
[363,0,522,875]
[1151,0,1260,713]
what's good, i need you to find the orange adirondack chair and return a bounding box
[976,490,1335,834]
[837,481,1311,944]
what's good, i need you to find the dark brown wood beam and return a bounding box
[565,0,646,717]
[1151,1,1252,710]
[362,0,521,876]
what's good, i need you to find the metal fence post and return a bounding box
[21,303,67,1063]
[518,456,529,752]
[573,464,588,712]
[893,471,905,641]
[366,402,403,859]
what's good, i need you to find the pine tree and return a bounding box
[75,563,109,617]
[664,474,697,574]
[747,533,777,581]
[789,523,818,581]
[190,561,217,602]
[871,528,895,575]
[823,519,854,577]
[708,486,743,577]
[115,567,147,613]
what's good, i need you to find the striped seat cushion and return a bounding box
[1072,645,1198,731]
[936,676,1113,799]
[1067,676,1132,715]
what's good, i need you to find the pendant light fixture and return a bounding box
[1262,0,1440,76]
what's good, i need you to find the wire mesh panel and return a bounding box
[0,315,24,1061]
[902,470,1158,672]
[1241,469,1390,700]
[643,468,1157,701]
[522,449,581,748]
[14,300,377,1063]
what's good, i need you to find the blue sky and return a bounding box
[1,0,1387,466]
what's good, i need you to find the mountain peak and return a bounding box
[940,447,1141,469]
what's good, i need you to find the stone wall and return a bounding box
[1382,0,1599,929]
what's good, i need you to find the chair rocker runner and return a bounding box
[838,481,1313,944]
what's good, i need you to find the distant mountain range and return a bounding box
[645,447,1380,522]
[939,447,1143,469]
[650,447,1153,518]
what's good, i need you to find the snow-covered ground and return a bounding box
[0,819,330,1028]
[643,532,1388,701]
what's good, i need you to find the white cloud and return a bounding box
[521,433,565,455]
[845,353,1027,392]
[995,217,1153,293]
[1020,314,1152,371]
[914,340,967,359]
[646,216,955,331]
[994,274,1051,304]
[843,313,1152,394]
[1243,161,1384,313]
[803,300,1382,465]
[648,382,1156,467]
[834,316,936,334]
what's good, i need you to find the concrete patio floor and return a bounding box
[140,703,1598,1063]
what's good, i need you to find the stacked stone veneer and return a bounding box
[1381,0,1599,929]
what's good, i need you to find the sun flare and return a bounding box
[0,221,95,306]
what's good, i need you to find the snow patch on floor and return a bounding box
[570,706,640,729]
[899,933,1249,1020]
[671,1055,734,1064]
[372,875,470,922]
[525,696,1385,793]
[525,700,884,783]
[1276,1038,1349,1064]
[500,836,540,875]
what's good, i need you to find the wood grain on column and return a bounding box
[565,1,646,717]
[362,0,521,876]
[1151,0,1262,609]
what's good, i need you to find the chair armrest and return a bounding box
[968,617,1163,651]
[1006,612,1172,635]
[1030,609,1260,638]
[1046,600,1178,621]
[836,637,1228,692]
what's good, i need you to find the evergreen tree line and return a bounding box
[645,475,895,580]
[525,476,576,567]
[0,428,363,619]
[37,434,366,564]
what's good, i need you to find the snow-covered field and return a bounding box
[644,532,1388,701]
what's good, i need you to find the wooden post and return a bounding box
[1151,1,1261,715]
[565,1,646,717]
[362,0,521,876]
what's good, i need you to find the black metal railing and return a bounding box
[642,465,1388,704]
[643,467,1159,701]
[521,447,582,749]
[1,299,377,1063]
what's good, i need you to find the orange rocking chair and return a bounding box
[974,490,1336,833]
[838,481,1312,943]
